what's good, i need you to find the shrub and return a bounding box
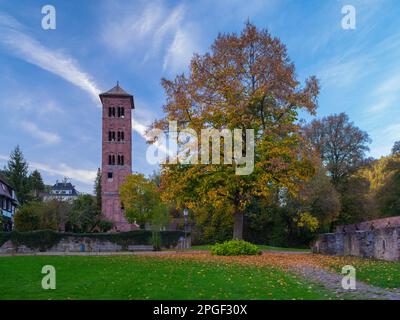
[160,231,183,248]
[97,220,114,232]
[0,232,10,246]
[13,203,42,231]
[11,229,62,252]
[210,240,261,256]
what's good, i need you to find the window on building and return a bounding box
[107,172,113,180]
[117,154,124,166]
[116,107,125,118]
[108,154,116,165]
[108,131,116,142]
[116,130,124,142]
[108,107,116,117]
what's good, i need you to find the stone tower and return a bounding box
[100,83,136,232]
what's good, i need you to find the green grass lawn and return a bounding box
[327,257,400,289]
[192,244,310,252]
[0,255,330,300]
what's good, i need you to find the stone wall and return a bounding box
[336,216,400,233]
[313,225,400,261]
[0,236,154,254]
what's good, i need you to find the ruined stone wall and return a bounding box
[336,216,400,233]
[313,226,400,261]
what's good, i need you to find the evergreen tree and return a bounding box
[29,169,45,200]
[6,146,31,205]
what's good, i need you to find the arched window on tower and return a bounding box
[117,154,125,166]
[116,130,124,142]
[116,107,125,118]
[108,131,116,142]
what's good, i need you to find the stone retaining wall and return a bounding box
[0,236,155,254]
[313,226,400,261]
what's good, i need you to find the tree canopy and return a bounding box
[152,22,320,239]
[303,112,371,187]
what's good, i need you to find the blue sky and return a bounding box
[0,0,399,193]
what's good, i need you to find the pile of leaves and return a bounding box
[210,240,261,256]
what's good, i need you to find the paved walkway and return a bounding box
[292,265,400,300]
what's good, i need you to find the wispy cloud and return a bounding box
[366,68,400,114]
[163,27,199,73]
[0,154,96,185]
[20,120,61,144]
[0,153,96,185]
[30,161,97,185]
[0,12,101,102]
[101,1,198,73]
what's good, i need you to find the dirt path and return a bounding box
[292,265,400,300]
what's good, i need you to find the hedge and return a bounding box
[0,230,185,251]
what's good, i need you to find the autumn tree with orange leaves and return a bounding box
[152,23,320,240]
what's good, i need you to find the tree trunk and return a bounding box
[233,212,243,240]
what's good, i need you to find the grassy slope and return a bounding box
[0,255,330,300]
[192,244,311,252]
[325,256,400,289]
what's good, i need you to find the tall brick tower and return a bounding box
[100,83,136,232]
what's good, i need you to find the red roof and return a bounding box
[99,83,134,108]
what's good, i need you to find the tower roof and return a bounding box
[99,82,134,108]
